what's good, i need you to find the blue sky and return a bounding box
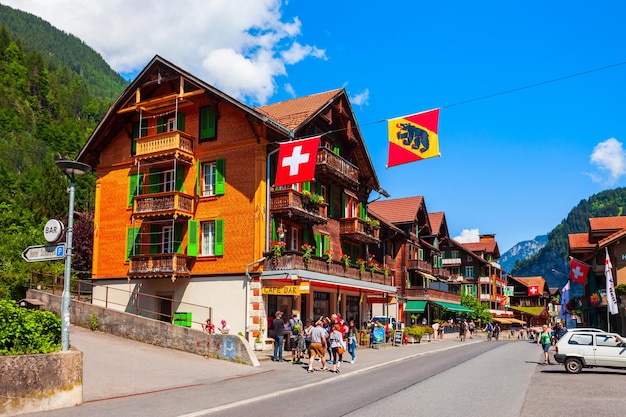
[4,0,626,253]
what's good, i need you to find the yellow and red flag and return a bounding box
[387,108,440,168]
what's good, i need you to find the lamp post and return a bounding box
[56,160,91,351]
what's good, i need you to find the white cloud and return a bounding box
[284,83,296,97]
[589,137,626,185]
[349,89,369,107]
[1,0,326,105]
[453,229,480,243]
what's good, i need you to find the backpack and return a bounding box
[290,319,302,335]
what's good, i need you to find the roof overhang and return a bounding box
[260,269,397,294]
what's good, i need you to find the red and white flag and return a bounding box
[605,248,619,315]
[570,257,590,285]
[274,136,320,187]
[528,285,540,297]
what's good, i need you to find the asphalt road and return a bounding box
[21,327,626,416]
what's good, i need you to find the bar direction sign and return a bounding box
[22,244,66,262]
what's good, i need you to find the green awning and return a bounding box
[433,301,474,313]
[405,300,427,313]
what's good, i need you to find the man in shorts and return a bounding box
[308,319,329,373]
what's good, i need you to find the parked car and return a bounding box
[554,330,626,373]
[566,327,604,333]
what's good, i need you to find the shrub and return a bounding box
[0,299,61,355]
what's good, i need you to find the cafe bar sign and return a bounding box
[262,282,310,295]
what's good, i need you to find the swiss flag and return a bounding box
[527,285,540,296]
[274,136,321,187]
[570,257,590,285]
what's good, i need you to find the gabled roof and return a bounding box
[428,212,445,236]
[462,240,501,259]
[568,233,594,250]
[588,216,626,232]
[367,208,405,235]
[78,55,290,168]
[255,89,342,131]
[509,276,547,289]
[368,196,426,225]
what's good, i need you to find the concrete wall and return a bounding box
[0,350,82,417]
[26,289,260,367]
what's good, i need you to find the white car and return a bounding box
[554,330,626,374]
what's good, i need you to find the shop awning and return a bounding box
[507,318,527,325]
[260,269,397,294]
[433,301,474,313]
[405,300,427,313]
[492,317,512,324]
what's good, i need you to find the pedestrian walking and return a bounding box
[308,320,329,373]
[347,320,358,363]
[329,323,344,373]
[272,311,285,362]
[537,324,553,365]
[485,322,493,341]
[468,320,475,339]
[493,323,501,341]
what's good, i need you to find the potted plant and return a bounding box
[323,249,333,265]
[367,256,379,278]
[380,264,390,277]
[302,190,325,205]
[301,243,314,268]
[340,253,350,271]
[356,258,366,277]
[403,325,425,343]
[590,292,601,307]
[254,319,265,351]
[270,240,285,263]
[365,216,380,229]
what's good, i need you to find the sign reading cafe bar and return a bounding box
[262,282,310,296]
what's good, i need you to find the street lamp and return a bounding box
[56,160,91,351]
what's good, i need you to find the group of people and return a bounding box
[271,311,358,373]
[202,318,230,335]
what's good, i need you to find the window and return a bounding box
[166,117,175,132]
[290,228,299,251]
[200,159,225,196]
[465,266,475,278]
[162,226,173,253]
[201,219,224,256]
[163,170,175,192]
[569,334,593,346]
[451,250,459,259]
[199,106,217,141]
[596,334,622,347]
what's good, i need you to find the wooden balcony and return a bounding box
[402,288,461,303]
[407,259,433,274]
[264,253,394,287]
[128,254,191,280]
[270,188,328,224]
[339,218,380,244]
[135,131,194,162]
[315,148,359,187]
[133,192,194,219]
[433,268,451,279]
[442,258,462,266]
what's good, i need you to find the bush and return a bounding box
[403,325,425,339]
[0,299,61,355]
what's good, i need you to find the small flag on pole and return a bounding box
[569,257,590,285]
[387,108,440,168]
[274,136,321,187]
[605,248,619,315]
[560,281,570,319]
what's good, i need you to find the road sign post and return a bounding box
[21,244,66,262]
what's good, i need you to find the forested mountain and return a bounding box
[499,234,548,273]
[0,6,127,300]
[512,188,626,289]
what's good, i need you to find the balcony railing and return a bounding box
[135,131,194,160]
[270,188,328,224]
[339,218,380,244]
[407,259,433,273]
[402,288,461,303]
[479,276,491,284]
[442,258,462,266]
[433,268,450,279]
[128,254,191,279]
[315,148,359,186]
[133,192,194,218]
[264,253,393,287]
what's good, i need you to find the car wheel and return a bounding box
[564,358,583,374]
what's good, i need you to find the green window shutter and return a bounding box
[199,107,216,140]
[333,145,340,155]
[439,257,443,267]
[302,182,310,192]
[126,228,140,261]
[314,233,322,256]
[327,187,334,217]
[303,228,310,245]
[131,123,138,156]
[359,202,365,220]
[150,225,159,254]
[323,235,330,252]
[341,193,346,217]
[187,220,199,256]
[215,158,225,195]
[196,161,201,196]
[272,218,277,242]
[177,112,185,132]
[174,223,183,254]
[156,117,164,134]
[214,219,224,256]
[418,248,424,261]
[176,164,185,192]
[148,168,160,194]
[315,182,322,194]
[128,173,142,206]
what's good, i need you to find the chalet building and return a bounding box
[368,197,472,325]
[568,216,626,334]
[76,55,395,342]
[505,276,550,327]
